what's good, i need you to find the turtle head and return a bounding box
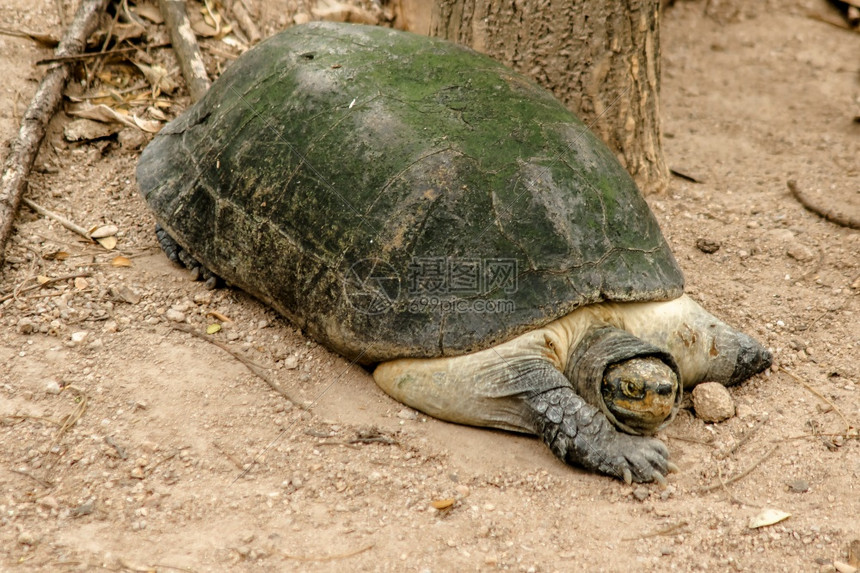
[601,357,679,434]
[565,326,683,436]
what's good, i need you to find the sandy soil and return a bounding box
[1,0,858,571]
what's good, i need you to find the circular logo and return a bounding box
[342,258,400,315]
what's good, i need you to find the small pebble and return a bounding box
[695,238,721,254]
[283,355,299,369]
[787,479,810,493]
[70,331,88,344]
[39,495,58,509]
[735,403,754,419]
[172,301,194,313]
[691,382,735,422]
[633,486,650,501]
[45,379,62,395]
[71,501,94,517]
[17,318,37,334]
[397,408,417,421]
[787,242,815,262]
[165,309,186,323]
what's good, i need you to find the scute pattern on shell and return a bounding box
[137,22,684,363]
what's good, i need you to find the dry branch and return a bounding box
[21,197,91,239]
[159,0,211,102]
[783,367,854,432]
[788,179,860,230]
[229,0,261,44]
[697,445,779,494]
[171,323,307,408]
[36,42,171,65]
[0,0,110,270]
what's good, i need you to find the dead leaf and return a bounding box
[64,118,122,142]
[206,323,222,334]
[89,224,118,239]
[312,0,379,24]
[112,21,146,44]
[0,26,59,47]
[133,61,178,95]
[110,285,141,305]
[37,275,51,285]
[67,103,161,133]
[191,19,218,37]
[132,2,164,24]
[430,498,456,510]
[748,508,791,529]
[111,256,132,267]
[146,106,169,121]
[95,236,117,250]
[74,277,89,290]
[44,251,69,261]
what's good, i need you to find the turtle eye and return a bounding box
[622,379,644,398]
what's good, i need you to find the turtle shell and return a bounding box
[137,22,684,364]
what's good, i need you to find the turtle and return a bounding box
[136,21,772,483]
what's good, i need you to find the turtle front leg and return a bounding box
[521,360,674,484]
[154,223,221,289]
[374,349,674,484]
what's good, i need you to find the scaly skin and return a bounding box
[374,296,767,483]
[522,361,673,483]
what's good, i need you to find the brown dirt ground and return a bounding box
[1,1,858,571]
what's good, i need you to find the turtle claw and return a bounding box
[652,471,667,488]
[527,381,674,484]
[667,461,680,474]
[154,224,222,288]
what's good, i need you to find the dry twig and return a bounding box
[37,42,171,65]
[0,271,92,303]
[11,468,54,488]
[788,179,860,230]
[227,0,261,44]
[0,0,110,268]
[21,197,92,240]
[171,323,306,408]
[697,445,779,494]
[143,450,180,477]
[159,0,211,102]
[281,544,375,562]
[212,440,246,470]
[715,463,761,507]
[622,520,688,541]
[783,367,853,432]
[729,418,766,456]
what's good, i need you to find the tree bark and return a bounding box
[0,0,109,269]
[420,0,668,193]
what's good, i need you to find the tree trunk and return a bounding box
[401,0,668,193]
